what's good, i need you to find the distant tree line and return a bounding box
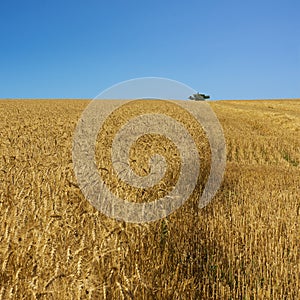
[188,92,210,101]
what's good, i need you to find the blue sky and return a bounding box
[0,0,299,100]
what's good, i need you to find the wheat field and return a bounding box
[0,99,299,299]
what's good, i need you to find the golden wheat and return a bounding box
[0,99,299,299]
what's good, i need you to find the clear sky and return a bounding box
[0,0,299,100]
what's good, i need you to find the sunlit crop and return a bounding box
[0,99,299,299]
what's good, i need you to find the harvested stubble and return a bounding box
[0,99,299,299]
